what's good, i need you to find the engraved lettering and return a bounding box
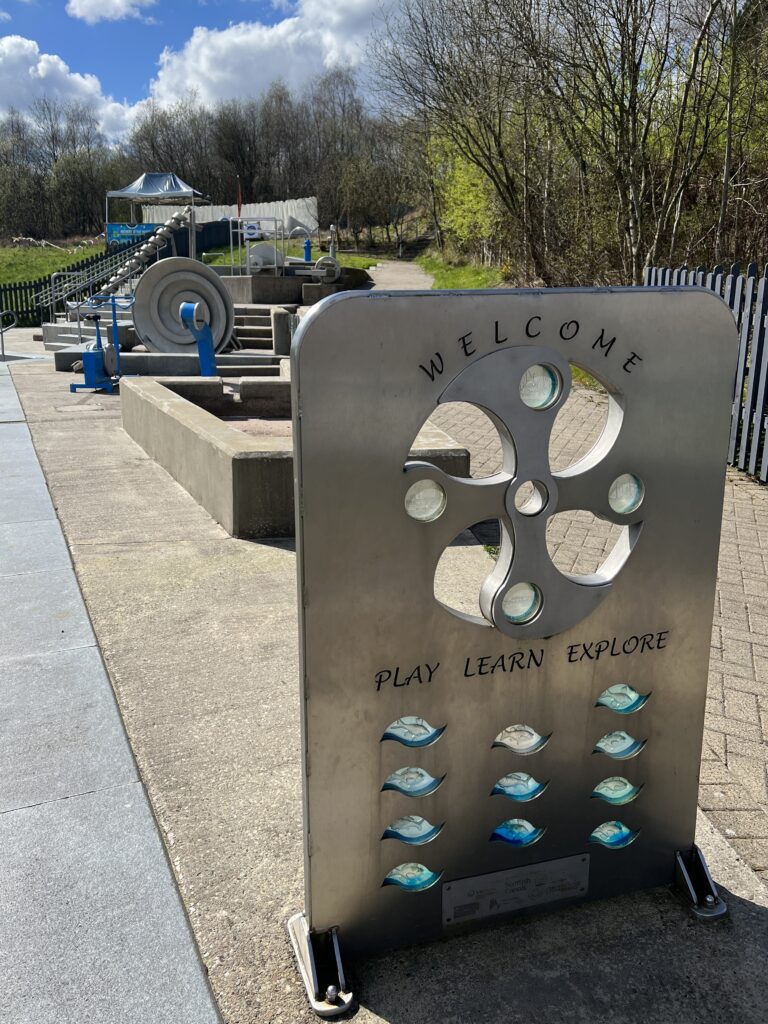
[592,328,616,357]
[494,320,508,345]
[623,351,643,374]
[419,352,444,381]
[375,669,392,692]
[459,332,475,357]
[593,639,610,659]
[560,320,580,340]
[639,633,656,653]
[526,316,541,338]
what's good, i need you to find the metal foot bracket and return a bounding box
[674,844,728,920]
[287,912,354,1018]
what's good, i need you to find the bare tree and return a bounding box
[373,0,555,282]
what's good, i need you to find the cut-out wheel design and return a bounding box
[404,346,644,638]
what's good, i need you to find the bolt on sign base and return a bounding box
[287,913,354,1017]
[674,844,728,920]
[289,287,738,1010]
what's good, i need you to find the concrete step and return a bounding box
[234,315,271,327]
[233,325,272,340]
[233,304,272,316]
[44,321,135,346]
[231,335,272,351]
[44,338,81,351]
[62,308,134,323]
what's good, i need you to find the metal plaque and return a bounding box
[442,854,590,925]
[291,288,737,957]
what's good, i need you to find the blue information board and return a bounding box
[106,223,161,245]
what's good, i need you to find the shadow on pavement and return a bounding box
[353,885,767,1024]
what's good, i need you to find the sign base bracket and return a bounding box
[287,912,354,1017]
[674,844,728,920]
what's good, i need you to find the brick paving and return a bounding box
[432,386,768,885]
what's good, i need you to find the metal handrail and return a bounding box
[0,308,18,361]
[36,237,152,315]
[42,235,167,346]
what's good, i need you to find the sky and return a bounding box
[0,0,384,136]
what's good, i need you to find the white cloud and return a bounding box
[0,10,11,22]
[0,0,387,140]
[150,0,387,105]
[66,0,156,23]
[0,35,135,135]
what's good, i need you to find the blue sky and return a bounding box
[5,1,289,104]
[0,0,382,134]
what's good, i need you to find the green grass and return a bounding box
[0,245,102,285]
[415,254,503,290]
[202,242,380,271]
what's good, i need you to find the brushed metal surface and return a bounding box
[291,288,738,957]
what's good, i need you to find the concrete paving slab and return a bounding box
[0,472,55,525]
[0,519,71,576]
[0,378,23,421]
[0,782,221,1024]
[0,567,94,659]
[0,647,137,813]
[0,419,38,462]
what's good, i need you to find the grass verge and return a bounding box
[415,254,503,290]
[202,242,380,271]
[0,246,101,285]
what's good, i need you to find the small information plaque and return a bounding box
[442,854,590,926]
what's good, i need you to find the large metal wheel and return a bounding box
[132,257,234,354]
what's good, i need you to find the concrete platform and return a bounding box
[53,345,281,374]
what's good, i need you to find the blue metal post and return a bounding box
[110,295,122,378]
[179,301,217,376]
[304,237,312,262]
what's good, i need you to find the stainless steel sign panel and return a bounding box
[291,288,737,958]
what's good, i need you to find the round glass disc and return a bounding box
[608,473,644,514]
[501,583,542,623]
[514,479,549,515]
[405,479,447,522]
[520,364,561,409]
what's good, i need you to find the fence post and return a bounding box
[727,263,757,463]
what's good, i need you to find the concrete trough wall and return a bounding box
[217,266,371,306]
[120,377,470,538]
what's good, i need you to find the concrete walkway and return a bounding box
[368,259,434,290]
[6,331,768,1023]
[0,356,220,1024]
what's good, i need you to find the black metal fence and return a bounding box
[644,263,768,483]
[0,275,47,327]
